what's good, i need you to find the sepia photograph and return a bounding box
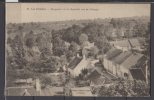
[5,3,151,96]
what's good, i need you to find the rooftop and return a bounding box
[68,57,82,69]
[129,38,142,47]
[6,86,64,96]
[41,87,64,96]
[112,51,132,64]
[104,48,122,60]
[130,69,146,81]
[6,87,40,96]
[111,39,131,47]
[90,76,106,86]
[121,53,144,69]
[71,87,93,96]
[87,69,102,81]
[110,38,144,48]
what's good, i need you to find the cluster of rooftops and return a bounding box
[104,47,148,81]
[104,47,146,69]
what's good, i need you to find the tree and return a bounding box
[79,34,88,45]
[36,32,52,53]
[90,46,99,58]
[7,37,12,44]
[81,68,88,76]
[98,80,150,97]
[38,56,60,73]
[68,41,79,57]
[132,80,150,96]
[40,48,51,60]
[53,36,68,56]
[98,85,117,96]
[95,36,110,54]
[25,31,35,48]
[41,76,52,87]
[78,73,84,80]
[25,38,34,48]
[62,25,82,43]
[60,55,68,65]
[11,35,27,69]
[18,25,24,31]
[69,41,79,52]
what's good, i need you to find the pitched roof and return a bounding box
[121,53,144,69]
[71,87,93,96]
[111,40,131,47]
[6,86,64,96]
[112,51,132,64]
[90,76,105,86]
[130,69,146,81]
[6,87,40,96]
[87,69,101,81]
[51,87,64,92]
[105,48,122,60]
[87,68,112,86]
[68,57,82,69]
[40,87,64,96]
[91,76,112,86]
[110,38,143,48]
[129,38,142,47]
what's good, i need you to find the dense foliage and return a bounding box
[6,17,150,88]
[98,80,150,97]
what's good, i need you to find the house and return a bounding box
[41,87,64,96]
[109,38,145,52]
[110,40,131,51]
[6,78,41,96]
[87,69,105,87]
[6,86,40,96]
[87,68,112,88]
[67,56,82,76]
[68,55,92,77]
[111,51,132,77]
[129,38,145,51]
[87,68,102,81]
[6,79,64,96]
[111,28,126,38]
[103,48,122,74]
[120,53,146,80]
[67,49,96,77]
[103,48,147,81]
[6,86,64,96]
[70,87,93,96]
[67,55,99,77]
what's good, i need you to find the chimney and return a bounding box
[36,79,41,94]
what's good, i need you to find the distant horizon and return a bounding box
[6,15,150,24]
[6,3,150,23]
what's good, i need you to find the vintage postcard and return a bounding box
[5,3,151,96]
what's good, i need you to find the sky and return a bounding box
[6,3,151,23]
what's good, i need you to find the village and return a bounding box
[5,16,150,96]
[6,33,149,96]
